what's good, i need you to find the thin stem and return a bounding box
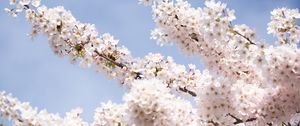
[232,30,256,45]
[94,49,125,68]
[226,113,257,125]
[226,113,243,125]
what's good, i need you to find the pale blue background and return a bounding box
[0,0,299,123]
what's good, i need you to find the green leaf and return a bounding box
[105,60,116,69]
[154,67,163,76]
[245,43,250,49]
[228,28,237,35]
[78,50,85,57]
[75,44,82,51]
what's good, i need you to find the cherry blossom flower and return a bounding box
[2,0,300,125]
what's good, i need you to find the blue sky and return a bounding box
[0,0,299,123]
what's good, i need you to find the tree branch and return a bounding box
[94,49,126,68]
[232,30,256,45]
[226,113,257,125]
[94,50,197,96]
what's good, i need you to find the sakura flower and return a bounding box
[32,0,41,7]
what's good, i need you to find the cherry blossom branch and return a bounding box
[5,0,200,97]
[150,0,263,85]
[94,49,198,96]
[3,0,300,125]
[146,0,300,125]
[229,28,256,45]
[0,91,88,126]
[0,79,197,125]
[94,49,126,68]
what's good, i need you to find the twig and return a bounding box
[232,30,256,45]
[179,87,197,97]
[207,120,219,126]
[226,113,243,125]
[94,50,125,68]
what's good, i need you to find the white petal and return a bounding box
[32,0,41,7]
[19,0,30,5]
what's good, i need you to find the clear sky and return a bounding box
[0,0,299,123]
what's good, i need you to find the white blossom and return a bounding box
[92,101,128,126]
[31,0,41,7]
[4,8,17,17]
[124,79,197,126]
[267,8,300,46]
[2,0,300,125]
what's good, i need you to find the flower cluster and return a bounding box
[0,91,88,126]
[2,0,300,125]
[5,0,202,97]
[150,0,263,85]
[254,45,300,124]
[267,8,300,46]
[149,0,300,125]
[0,79,198,125]
[124,79,197,126]
[4,0,40,17]
[92,101,127,126]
